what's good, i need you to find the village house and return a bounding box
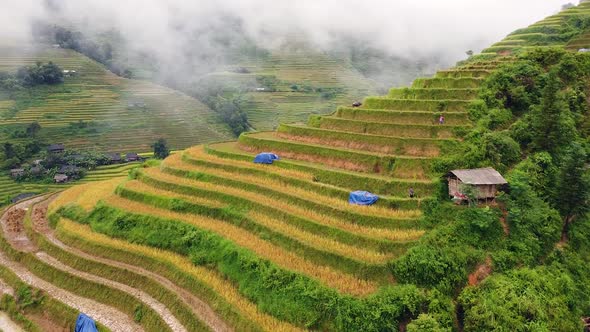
[446,167,508,202]
[10,168,24,178]
[62,70,77,77]
[47,144,65,154]
[125,153,141,162]
[54,174,69,183]
[107,153,122,164]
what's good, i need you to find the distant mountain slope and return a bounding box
[201,51,379,131]
[0,43,233,153]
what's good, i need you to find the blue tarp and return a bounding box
[348,191,379,206]
[254,152,280,164]
[75,313,98,332]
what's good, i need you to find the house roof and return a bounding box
[54,174,68,180]
[448,167,507,185]
[48,144,65,151]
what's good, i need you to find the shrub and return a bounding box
[459,266,582,331]
[392,243,479,293]
[407,314,448,332]
[481,132,521,171]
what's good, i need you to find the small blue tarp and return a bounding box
[75,313,98,332]
[349,191,379,206]
[254,152,280,164]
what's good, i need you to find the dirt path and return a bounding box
[0,252,142,332]
[0,311,24,332]
[33,197,232,332]
[0,197,143,331]
[0,277,22,332]
[36,252,186,332]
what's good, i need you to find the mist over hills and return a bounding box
[4,0,571,87]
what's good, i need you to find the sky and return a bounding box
[1,0,576,66]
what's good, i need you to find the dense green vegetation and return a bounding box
[152,138,170,160]
[0,61,64,90]
[390,48,590,329]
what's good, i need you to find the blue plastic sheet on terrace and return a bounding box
[75,313,98,332]
[348,191,379,205]
[253,152,280,164]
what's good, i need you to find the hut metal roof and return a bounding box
[449,167,507,185]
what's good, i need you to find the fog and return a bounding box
[1,0,575,84]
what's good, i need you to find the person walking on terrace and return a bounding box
[439,115,445,125]
[409,187,415,198]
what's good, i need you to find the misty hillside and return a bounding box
[31,20,440,132]
[0,41,233,151]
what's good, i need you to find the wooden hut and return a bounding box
[446,167,507,201]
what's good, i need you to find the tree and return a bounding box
[25,122,41,138]
[153,138,170,159]
[531,71,576,155]
[482,132,521,171]
[215,96,249,136]
[15,62,63,86]
[554,142,590,240]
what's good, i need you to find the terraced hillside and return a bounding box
[3,4,590,331]
[196,51,378,131]
[0,42,233,152]
[483,1,590,55]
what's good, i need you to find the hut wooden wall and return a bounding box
[447,177,498,199]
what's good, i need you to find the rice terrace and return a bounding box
[1,1,590,331]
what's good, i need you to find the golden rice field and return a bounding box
[162,153,422,219]
[56,219,303,332]
[103,195,379,296]
[140,167,423,241]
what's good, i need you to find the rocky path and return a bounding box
[0,277,23,332]
[35,251,186,332]
[0,311,24,332]
[0,252,142,331]
[0,197,142,332]
[33,196,232,332]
